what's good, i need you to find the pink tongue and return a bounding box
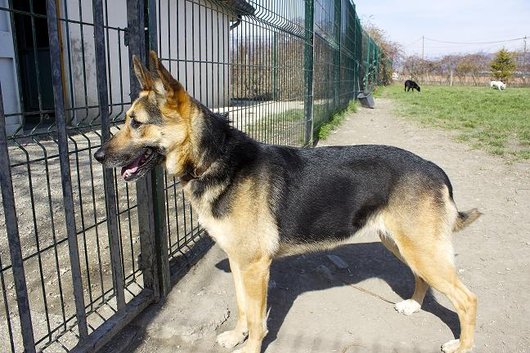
[121,154,143,177]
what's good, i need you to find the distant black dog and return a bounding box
[404,80,421,92]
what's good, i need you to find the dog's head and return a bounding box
[94,51,195,181]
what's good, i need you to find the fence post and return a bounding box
[272,32,278,100]
[46,0,89,340]
[304,0,315,146]
[333,0,341,108]
[93,0,126,310]
[353,11,360,97]
[0,84,37,353]
[145,0,171,299]
[126,0,170,300]
[126,0,154,297]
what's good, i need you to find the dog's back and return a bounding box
[490,80,506,90]
[263,144,452,247]
[404,80,420,92]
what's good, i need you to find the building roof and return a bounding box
[222,0,255,16]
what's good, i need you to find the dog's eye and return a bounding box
[130,118,142,129]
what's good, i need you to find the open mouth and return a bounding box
[121,147,161,181]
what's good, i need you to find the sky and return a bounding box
[352,0,530,58]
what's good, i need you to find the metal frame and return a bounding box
[0,0,382,352]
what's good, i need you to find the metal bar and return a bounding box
[45,0,89,339]
[93,0,126,310]
[0,255,16,353]
[126,0,161,299]
[334,0,341,107]
[70,288,154,353]
[146,0,170,299]
[304,0,315,146]
[272,31,278,101]
[0,84,37,353]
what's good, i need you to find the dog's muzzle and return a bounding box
[94,145,163,182]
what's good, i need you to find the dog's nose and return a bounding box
[94,148,106,163]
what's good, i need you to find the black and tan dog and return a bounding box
[95,52,480,353]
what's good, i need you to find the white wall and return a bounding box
[61,0,131,125]
[0,0,22,136]
[157,0,231,108]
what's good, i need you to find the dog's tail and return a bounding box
[453,208,482,232]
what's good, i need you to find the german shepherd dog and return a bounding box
[95,52,480,353]
[405,79,421,92]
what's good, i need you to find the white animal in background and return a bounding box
[490,80,506,90]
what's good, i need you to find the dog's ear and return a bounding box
[149,50,189,107]
[132,55,154,90]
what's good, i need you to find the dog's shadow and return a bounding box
[215,241,459,351]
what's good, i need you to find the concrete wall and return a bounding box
[61,0,130,126]
[157,0,230,108]
[0,0,22,136]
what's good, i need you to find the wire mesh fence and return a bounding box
[0,0,381,352]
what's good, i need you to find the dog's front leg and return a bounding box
[231,256,271,353]
[217,258,249,348]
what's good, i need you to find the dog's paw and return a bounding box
[216,329,248,349]
[441,339,473,353]
[394,299,421,316]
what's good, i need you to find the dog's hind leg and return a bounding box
[379,232,429,315]
[383,185,477,352]
[404,243,476,352]
[391,230,477,353]
[217,258,249,349]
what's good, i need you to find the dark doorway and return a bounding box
[13,0,55,129]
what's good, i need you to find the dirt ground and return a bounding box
[108,98,530,353]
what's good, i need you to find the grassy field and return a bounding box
[377,84,530,160]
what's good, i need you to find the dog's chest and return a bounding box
[183,181,280,258]
[197,212,234,251]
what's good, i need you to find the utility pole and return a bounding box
[422,36,425,60]
[523,36,527,84]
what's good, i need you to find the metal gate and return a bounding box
[0,0,381,352]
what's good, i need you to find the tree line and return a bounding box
[362,22,528,87]
[401,49,527,86]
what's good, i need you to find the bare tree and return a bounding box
[363,23,402,85]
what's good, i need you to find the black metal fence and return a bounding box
[0,0,381,352]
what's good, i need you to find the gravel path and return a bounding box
[117,97,530,353]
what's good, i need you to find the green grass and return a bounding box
[245,100,359,146]
[246,108,305,146]
[316,100,358,140]
[380,84,530,160]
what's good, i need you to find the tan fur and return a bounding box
[454,208,482,232]
[191,179,277,353]
[107,52,479,353]
[378,184,477,353]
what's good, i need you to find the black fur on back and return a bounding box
[404,80,421,92]
[188,100,260,216]
[189,101,453,245]
[264,145,452,244]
